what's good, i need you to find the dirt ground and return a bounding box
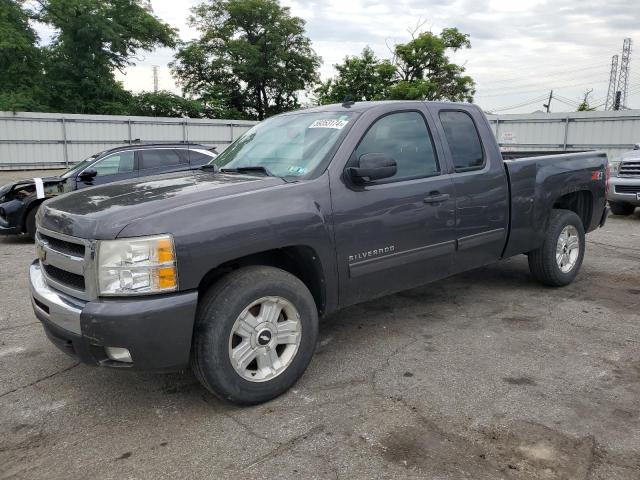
[1,168,639,479]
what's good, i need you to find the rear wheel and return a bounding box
[24,206,39,240]
[192,266,318,405]
[528,209,585,287]
[609,202,636,216]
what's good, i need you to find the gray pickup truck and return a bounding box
[30,101,609,404]
[608,144,640,215]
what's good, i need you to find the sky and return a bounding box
[36,0,640,113]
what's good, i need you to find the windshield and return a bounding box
[60,153,101,179]
[211,112,355,178]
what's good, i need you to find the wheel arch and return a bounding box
[552,190,593,232]
[197,245,328,316]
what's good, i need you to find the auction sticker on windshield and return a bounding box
[308,119,349,129]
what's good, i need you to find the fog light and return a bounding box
[105,347,132,363]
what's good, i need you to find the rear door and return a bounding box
[428,105,509,273]
[138,148,189,178]
[331,106,457,306]
[76,150,138,189]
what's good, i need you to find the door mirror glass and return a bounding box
[348,153,397,183]
[79,168,97,180]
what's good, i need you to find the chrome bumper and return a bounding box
[29,261,86,335]
[608,176,640,205]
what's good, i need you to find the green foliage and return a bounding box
[317,27,475,105]
[576,100,595,112]
[37,0,178,114]
[315,47,396,104]
[131,91,207,118]
[171,0,321,120]
[0,0,47,111]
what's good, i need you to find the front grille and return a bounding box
[615,185,640,194]
[40,233,85,257]
[43,264,86,291]
[619,161,640,177]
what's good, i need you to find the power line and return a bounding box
[487,94,550,112]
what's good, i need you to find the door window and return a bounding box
[439,111,485,171]
[91,151,135,176]
[139,149,183,169]
[353,111,439,182]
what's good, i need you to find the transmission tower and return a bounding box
[605,55,618,110]
[616,38,632,109]
[152,65,159,93]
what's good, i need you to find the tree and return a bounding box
[131,91,206,118]
[171,0,321,120]
[0,0,46,111]
[35,0,178,114]
[314,47,396,104]
[317,27,475,105]
[577,89,596,111]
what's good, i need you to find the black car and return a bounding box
[0,143,216,239]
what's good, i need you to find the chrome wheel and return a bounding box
[556,225,580,273]
[228,296,302,382]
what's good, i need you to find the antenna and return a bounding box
[605,55,619,111]
[152,65,159,93]
[616,38,632,109]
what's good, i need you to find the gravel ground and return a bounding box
[1,171,639,479]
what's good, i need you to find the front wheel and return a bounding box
[609,202,636,216]
[191,266,318,405]
[528,209,585,287]
[24,205,39,240]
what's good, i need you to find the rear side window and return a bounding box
[439,111,485,171]
[139,149,183,169]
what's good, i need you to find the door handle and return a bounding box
[423,193,450,204]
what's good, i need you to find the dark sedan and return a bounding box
[0,143,216,239]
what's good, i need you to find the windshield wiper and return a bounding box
[220,166,274,177]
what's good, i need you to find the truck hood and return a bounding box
[39,170,285,239]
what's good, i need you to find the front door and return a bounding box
[331,109,457,307]
[76,150,138,188]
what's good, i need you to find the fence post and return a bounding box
[563,116,569,151]
[230,123,234,144]
[127,119,132,144]
[61,118,69,167]
[183,120,188,143]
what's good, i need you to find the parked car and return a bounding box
[608,143,640,216]
[29,101,608,405]
[0,143,216,239]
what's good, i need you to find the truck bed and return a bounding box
[502,151,608,258]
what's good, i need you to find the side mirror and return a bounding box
[347,153,397,183]
[79,168,97,181]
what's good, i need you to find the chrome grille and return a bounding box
[619,161,640,177]
[35,227,96,301]
[615,185,640,194]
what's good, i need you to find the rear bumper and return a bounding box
[29,261,198,371]
[608,176,640,205]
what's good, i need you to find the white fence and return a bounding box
[486,109,640,161]
[3,108,640,170]
[0,111,257,170]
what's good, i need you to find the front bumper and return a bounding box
[29,261,198,371]
[608,176,640,205]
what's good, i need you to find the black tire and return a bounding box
[192,266,318,405]
[528,209,585,287]
[24,206,39,240]
[609,202,636,216]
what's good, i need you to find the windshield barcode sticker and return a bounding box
[308,119,349,130]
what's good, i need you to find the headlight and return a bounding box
[97,234,178,296]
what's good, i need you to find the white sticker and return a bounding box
[33,178,45,199]
[308,119,349,130]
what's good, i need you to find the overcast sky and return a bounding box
[47,0,640,113]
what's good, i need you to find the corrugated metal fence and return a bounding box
[3,109,640,170]
[486,109,640,161]
[0,111,257,170]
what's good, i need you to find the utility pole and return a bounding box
[614,91,622,111]
[543,90,553,113]
[152,65,159,93]
[616,38,632,109]
[605,55,619,110]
